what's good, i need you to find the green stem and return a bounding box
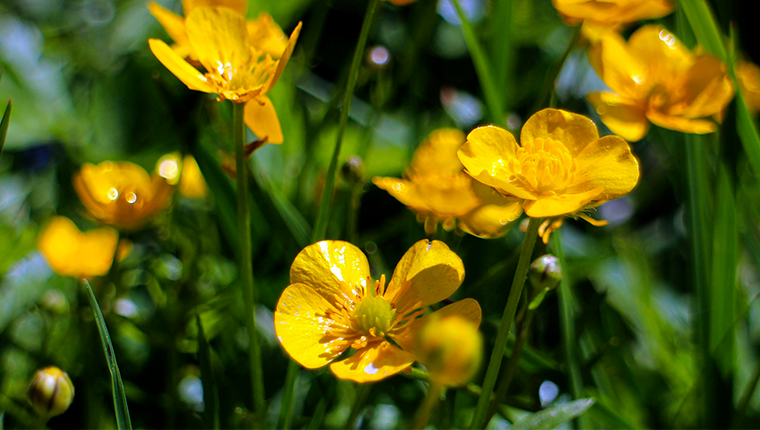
[533,26,581,114]
[553,231,588,429]
[413,382,443,429]
[233,102,266,418]
[470,217,541,429]
[737,359,760,416]
[311,0,380,242]
[345,383,373,429]
[277,360,299,429]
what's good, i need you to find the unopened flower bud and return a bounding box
[27,366,75,417]
[341,155,364,183]
[416,315,482,386]
[528,254,562,291]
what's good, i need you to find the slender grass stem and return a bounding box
[277,360,299,429]
[413,382,443,429]
[345,383,373,429]
[233,102,266,418]
[533,26,581,114]
[470,217,541,429]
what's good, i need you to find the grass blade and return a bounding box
[511,398,595,430]
[0,100,10,159]
[82,279,132,430]
[196,315,220,430]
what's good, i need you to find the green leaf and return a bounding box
[528,288,549,310]
[83,279,133,430]
[196,314,220,430]
[678,0,727,59]
[0,100,10,159]
[511,398,595,430]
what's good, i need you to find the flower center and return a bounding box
[352,295,396,338]
[507,137,576,196]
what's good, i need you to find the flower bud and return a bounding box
[27,367,75,417]
[416,315,482,386]
[341,155,364,183]
[528,254,562,291]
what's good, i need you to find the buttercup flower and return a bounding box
[274,240,481,383]
[74,161,174,230]
[458,109,639,242]
[587,26,735,141]
[156,153,209,199]
[149,6,301,144]
[38,216,119,279]
[415,314,482,387]
[552,0,674,27]
[373,129,522,238]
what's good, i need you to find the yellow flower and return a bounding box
[149,6,302,144]
[586,26,735,142]
[736,60,760,115]
[416,314,482,387]
[373,129,522,238]
[38,216,119,279]
[73,161,174,230]
[155,153,209,199]
[274,240,481,383]
[552,0,674,27]
[458,108,639,228]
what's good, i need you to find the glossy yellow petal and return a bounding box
[148,2,189,47]
[521,108,600,157]
[552,0,674,25]
[627,26,693,82]
[289,241,371,307]
[274,283,352,369]
[588,30,648,100]
[185,7,250,79]
[523,187,604,218]
[372,177,431,213]
[38,217,118,279]
[394,298,482,353]
[149,39,215,93]
[183,0,247,17]
[677,56,735,119]
[243,96,284,144]
[573,135,639,199]
[586,92,649,141]
[247,12,288,58]
[264,21,302,94]
[329,341,416,383]
[386,240,465,311]
[459,198,523,239]
[645,110,717,134]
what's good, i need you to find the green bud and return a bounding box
[27,367,75,417]
[528,254,562,291]
[341,155,364,182]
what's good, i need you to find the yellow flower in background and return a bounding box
[587,26,735,142]
[552,0,674,27]
[38,216,119,279]
[458,108,639,242]
[415,314,482,387]
[148,0,288,61]
[149,6,302,144]
[155,153,209,199]
[736,60,760,114]
[373,129,522,238]
[74,161,174,230]
[274,240,481,383]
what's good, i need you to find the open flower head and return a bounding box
[587,25,735,141]
[149,6,302,143]
[156,153,209,199]
[416,314,482,387]
[74,161,174,230]
[373,129,522,238]
[274,240,481,383]
[458,108,639,229]
[552,0,674,27]
[38,216,119,279]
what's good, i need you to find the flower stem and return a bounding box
[413,381,443,429]
[469,217,541,429]
[233,102,266,418]
[311,0,380,242]
[345,383,373,429]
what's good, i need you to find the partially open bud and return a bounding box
[416,315,482,386]
[27,367,75,417]
[528,254,562,291]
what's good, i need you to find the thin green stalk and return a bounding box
[553,232,588,429]
[311,0,380,241]
[233,102,266,418]
[451,0,505,127]
[345,383,373,429]
[413,382,443,429]
[533,26,581,114]
[737,359,760,415]
[470,217,541,429]
[277,360,299,429]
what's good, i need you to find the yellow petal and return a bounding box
[243,96,284,143]
[627,26,693,82]
[586,92,649,142]
[573,135,639,199]
[587,30,649,101]
[523,187,604,218]
[274,283,351,369]
[372,177,431,213]
[645,110,717,134]
[329,341,416,383]
[289,241,371,307]
[148,2,189,47]
[38,217,118,279]
[521,108,599,157]
[185,7,250,78]
[265,22,302,93]
[247,12,288,58]
[386,240,465,311]
[394,298,482,353]
[677,56,734,119]
[149,39,215,93]
[459,198,523,239]
[183,0,247,17]
[178,155,209,198]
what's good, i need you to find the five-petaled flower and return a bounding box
[552,0,674,28]
[458,108,639,242]
[274,240,481,383]
[373,129,522,238]
[586,25,735,142]
[38,216,119,279]
[149,5,301,144]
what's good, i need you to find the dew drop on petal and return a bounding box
[108,188,119,201]
[126,192,137,204]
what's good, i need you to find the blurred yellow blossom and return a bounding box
[552,0,674,28]
[736,60,760,114]
[458,109,639,242]
[416,314,482,387]
[38,216,119,279]
[149,6,301,144]
[373,129,522,238]
[274,240,481,383]
[74,161,174,230]
[156,153,209,199]
[586,26,734,141]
